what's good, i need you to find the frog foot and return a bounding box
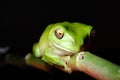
[64,56,70,64]
[64,66,72,73]
[64,56,72,73]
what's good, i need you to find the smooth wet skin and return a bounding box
[32,21,92,73]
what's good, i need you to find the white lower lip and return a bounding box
[52,41,75,53]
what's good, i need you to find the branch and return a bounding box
[5,52,120,80]
[25,52,120,80]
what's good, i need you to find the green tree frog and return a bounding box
[32,21,93,73]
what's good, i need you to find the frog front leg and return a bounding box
[41,48,71,73]
[33,43,42,57]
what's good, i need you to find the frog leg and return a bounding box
[33,43,42,57]
[41,48,71,73]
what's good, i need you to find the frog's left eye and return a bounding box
[55,28,64,39]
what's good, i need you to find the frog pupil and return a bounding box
[55,29,64,39]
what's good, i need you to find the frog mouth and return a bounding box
[51,41,75,53]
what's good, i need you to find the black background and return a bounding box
[0,0,120,80]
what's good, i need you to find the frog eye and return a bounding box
[55,28,64,39]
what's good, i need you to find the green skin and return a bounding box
[32,21,92,72]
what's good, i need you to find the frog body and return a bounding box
[33,21,93,73]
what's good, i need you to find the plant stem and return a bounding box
[70,51,120,80]
[25,53,54,73]
[25,52,120,80]
[5,52,120,80]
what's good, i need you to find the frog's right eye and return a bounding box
[55,28,64,39]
